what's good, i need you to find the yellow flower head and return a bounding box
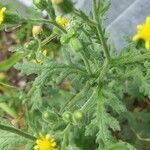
[133,17,150,50]
[0,7,6,25]
[56,16,69,27]
[32,25,43,37]
[34,134,57,150]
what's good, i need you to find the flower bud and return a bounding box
[62,111,72,123]
[24,40,38,50]
[51,0,73,14]
[69,37,83,52]
[33,0,47,10]
[73,110,84,124]
[32,25,43,38]
[56,16,69,27]
[43,111,58,122]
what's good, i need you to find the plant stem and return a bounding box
[81,87,98,112]
[92,0,111,62]
[0,124,36,141]
[98,61,109,86]
[41,34,58,47]
[65,82,91,110]
[80,51,92,75]
[61,124,71,150]
[0,82,18,89]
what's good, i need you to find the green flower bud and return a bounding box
[69,37,83,52]
[60,29,76,44]
[73,110,84,124]
[62,111,72,123]
[33,0,47,10]
[43,111,58,122]
[51,0,73,14]
[24,40,37,50]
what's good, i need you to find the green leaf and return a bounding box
[15,62,42,75]
[0,52,23,71]
[0,130,33,150]
[103,141,137,150]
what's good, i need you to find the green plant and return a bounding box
[0,0,150,150]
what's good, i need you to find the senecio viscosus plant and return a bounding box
[0,0,150,150]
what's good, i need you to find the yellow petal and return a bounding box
[145,40,150,50]
[146,17,150,24]
[52,141,57,147]
[137,25,143,30]
[133,34,141,41]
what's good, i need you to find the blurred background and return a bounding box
[2,0,150,50]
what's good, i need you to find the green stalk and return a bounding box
[0,124,36,141]
[98,61,109,85]
[41,34,58,47]
[92,0,111,62]
[80,87,98,112]
[64,82,91,110]
[0,52,23,71]
[0,82,18,89]
[61,124,71,150]
[80,51,93,75]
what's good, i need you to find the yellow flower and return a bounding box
[56,16,69,27]
[32,25,43,37]
[34,134,57,150]
[0,7,6,25]
[133,17,150,50]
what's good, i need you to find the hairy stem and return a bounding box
[0,124,36,141]
[81,87,98,112]
[80,51,93,75]
[92,0,111,62]
[41,34,58,47]
[64,82,91,110]
[61,124,71,150]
